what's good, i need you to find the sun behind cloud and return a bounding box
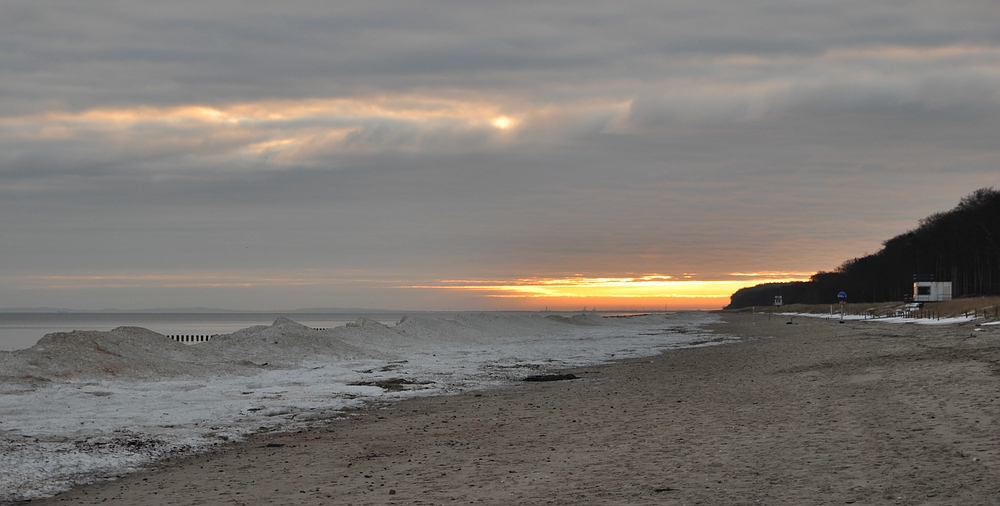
[491,116,513,129]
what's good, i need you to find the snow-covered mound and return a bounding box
[0,326,215,382]
[0,318,386,387]
[204,317,379,366]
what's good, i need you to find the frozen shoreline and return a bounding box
[24,311,1000,505]
[0,312,724,503]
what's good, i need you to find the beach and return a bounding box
[27,312,1000,505]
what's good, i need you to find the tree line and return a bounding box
[727,187,1000,309]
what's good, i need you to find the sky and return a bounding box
[1,0,999,311]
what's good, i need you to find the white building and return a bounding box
[913,281,952,302]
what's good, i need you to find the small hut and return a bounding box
[912,274,952,302]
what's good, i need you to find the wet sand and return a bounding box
[30,312,1000,505]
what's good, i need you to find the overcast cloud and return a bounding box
[1,1,998,310]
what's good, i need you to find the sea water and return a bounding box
[0,311,728,503]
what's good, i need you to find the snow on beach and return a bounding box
[0,312,723,503]
[779,311,977,325]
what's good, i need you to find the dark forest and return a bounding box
[727,188,1000,309]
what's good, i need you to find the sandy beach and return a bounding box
[28,312,1000,505]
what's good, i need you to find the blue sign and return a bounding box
[837,291,847,302]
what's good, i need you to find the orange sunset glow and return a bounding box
[405,273,812,310]
[5,97,520,136]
